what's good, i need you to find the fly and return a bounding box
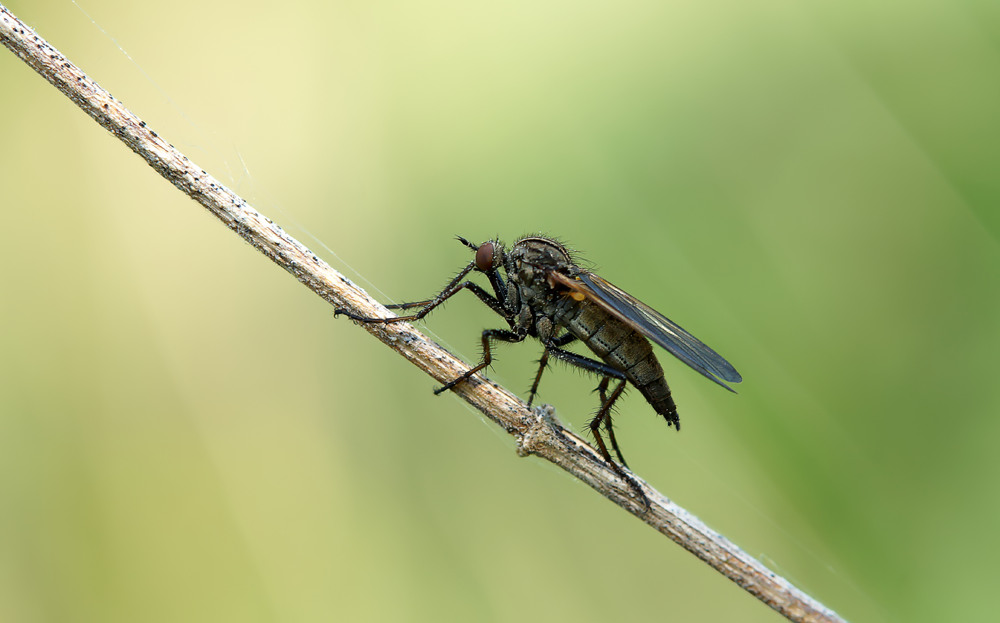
[336,236,742,498]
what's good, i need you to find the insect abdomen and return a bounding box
[564,305,680,428]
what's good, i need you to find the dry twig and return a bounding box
[1,6,845,622]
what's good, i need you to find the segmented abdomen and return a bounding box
[559,302,680,428]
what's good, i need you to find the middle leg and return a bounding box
[527,333,579,406]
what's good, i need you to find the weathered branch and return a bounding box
[1,6,845,622]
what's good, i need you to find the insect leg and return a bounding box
[589,379,647,509]
[542,346,626,381]
[384,282,507,317]
[383,299,433,310]
[527,350,548,407]
[542,344,646,503]
[433,328,528,395]
[335,263,513,326]
[539,345,627,455]
[596,378,629,468]
[589,379,628,467]
[527,333,578,406]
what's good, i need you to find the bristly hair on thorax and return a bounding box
[512,233,596,271]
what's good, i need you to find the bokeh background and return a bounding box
[2,1,999,621]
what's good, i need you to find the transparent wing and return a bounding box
[558,271,742,391]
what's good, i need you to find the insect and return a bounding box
[336,236,741,496]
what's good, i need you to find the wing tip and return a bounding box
[713,370,742,393]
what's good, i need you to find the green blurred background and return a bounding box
[2,1,998,621]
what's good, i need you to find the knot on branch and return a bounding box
[516,404,571,458]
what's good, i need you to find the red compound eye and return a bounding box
[475,242,495,271]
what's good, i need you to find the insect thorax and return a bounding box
[509,238,570,297]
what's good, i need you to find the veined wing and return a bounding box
[550,271,742,391]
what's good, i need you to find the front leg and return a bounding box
[384,282,508,319]
[335,262,514,328]
[434,328,528,394]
